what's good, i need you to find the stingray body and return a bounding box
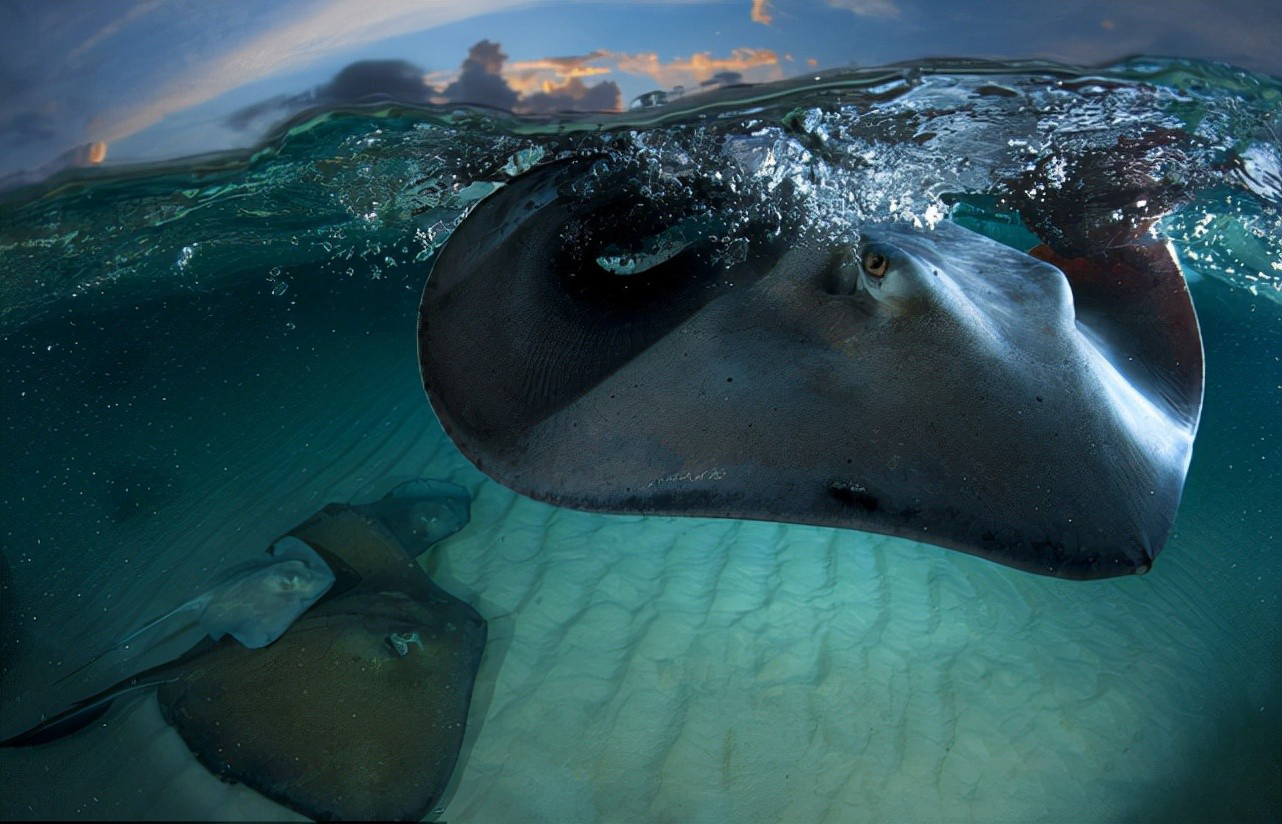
[48,537,335,693]
[3,485,486,821]
[63,536,335,682]
[190,536,335,648]
[418,159,1203,579]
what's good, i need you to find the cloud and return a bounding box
[88,0,529,145]
[827,0,901,19]
[225,94,298,131]
[319,60,434,105]
[66,1,164,63]
[225,41,624,125]
[752,0,773,25]
[440,41,620,113]
[609,48,782,89]
[505,50,613,95]
[519,77,621,113]
[219,38,791,136]
[510,50,612,76]
[701,70,744,87]
[443,40,519,110]
[432,44,782,98]
[4,110,60,142]
[226,59,435,130]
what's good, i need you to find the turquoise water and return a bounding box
[1,58,1279,821]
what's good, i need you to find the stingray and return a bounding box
[2,481,487,821]
[53,536,335,687]
[418,158,1204,579]
[359,477,472,553]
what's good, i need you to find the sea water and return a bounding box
[0,58,1278,821]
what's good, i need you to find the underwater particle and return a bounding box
[716,237,751,266]
[174,245,196,271]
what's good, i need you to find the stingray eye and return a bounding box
[862,251,889,278]
[385,630,423,658]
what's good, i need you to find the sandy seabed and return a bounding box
[1,277,1277,822]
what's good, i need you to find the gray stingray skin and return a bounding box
[419,160,1203,579]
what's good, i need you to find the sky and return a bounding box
[1,0,1280,182]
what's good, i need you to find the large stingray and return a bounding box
[418,158,1203,579]
[2,483,486,821]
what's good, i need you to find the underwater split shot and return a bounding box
[1,1,1279,821]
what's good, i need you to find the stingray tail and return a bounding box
[115,599,205,649]
[50,600,205,690]
[0,675,176,747]
[48,647,125,690]
[3,637,216,748]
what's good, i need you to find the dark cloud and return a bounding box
[541,50,609,71]
[225,93,296,131]
[442,40,518,111]
[701,71,744,87]
[518,77,621,114]
[0,140,106,191]
[227,59,434,130]
[3,109,60,142]
[444,40,619,113]
[319,59,434,105]
[227,41,621,131]
[56,140,107,167]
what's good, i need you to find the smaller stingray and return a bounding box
[3,481,486,822]
[360,478,472,554]
[52,536,335,687]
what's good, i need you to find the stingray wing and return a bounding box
[159,588,486,822]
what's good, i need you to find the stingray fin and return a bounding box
[420,157,781,454]
[1030,240,1204,429]
[288,505,429,595]
[267,535,315,559]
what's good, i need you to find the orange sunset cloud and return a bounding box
[608,48,782,89]
[425,46,784,107]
